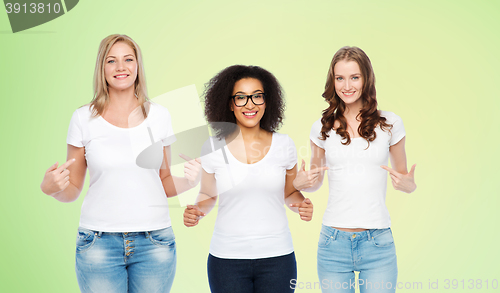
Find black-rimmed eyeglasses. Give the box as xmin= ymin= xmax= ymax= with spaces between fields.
xmin=231 ymin=93 xmax=265 ymax=107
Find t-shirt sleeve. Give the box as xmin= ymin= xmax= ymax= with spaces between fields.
xmin=286 ymin=135 xmax=298 ymax=170
xmin=389 ymin=113 xmax=406 ymax=146
xmin=200 ymin=137 xmax=215 ymax=174
xmin=309 ymin=118 xmax=325 ymax=149
xmin=161 ymin=107 xmax=177 ymax=147
xmin=67 ymin=110 xmax=84 ymax=147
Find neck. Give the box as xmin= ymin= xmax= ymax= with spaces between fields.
xmin=230 ymin=123 xmax=264 ymax=142
xmin=107 ymin=86 xmax=140 ymax=112
xmin=343 ymin=101 xmax=363 ymax=120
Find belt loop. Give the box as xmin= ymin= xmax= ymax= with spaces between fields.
xmin=366 ymin=230 xmax=371 ymax=240
xmin=145 ymin=231 xmax=150 ymax=238
xmin=333 ymin=229 xmax=338 ymax=241
xmin=97 ymin=231 xmax=103 ymax=237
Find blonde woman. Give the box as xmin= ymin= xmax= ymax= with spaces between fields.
xmin=40 ymin=34 xmax=200 ymax=293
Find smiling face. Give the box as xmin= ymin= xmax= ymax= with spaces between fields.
xmin=104 ymin=42 xmax=138 ymax=92
xmin=231 ymin=78 xmax=266 ymax=130
xmin=334 ymin=60 xmax=363 ymax=107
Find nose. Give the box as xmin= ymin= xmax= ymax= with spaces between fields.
xmin=116 ymin=60 xmax=125 ymax=71
xmin=344 ymin=79 xmax=352 ymax=90
xmin=245 ymin=97 xmax=256 ymax=109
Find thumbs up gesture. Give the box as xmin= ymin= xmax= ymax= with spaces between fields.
xmin=183 ymin=205 xmax=206 ymax=227
xmin=40 ymin=159 xmax=75 ymax=196
xmin=293 ymin=159 xmax=329 ymax=191
xmin=380 ymin=164 xmax=417 ymax=193
xmin=289 ymin=198 xmax=314 ymax=221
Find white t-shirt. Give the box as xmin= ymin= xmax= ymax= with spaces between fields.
xmin=66 ymin=102 xmax=176 ymax=232
xmin=201 ymin=132 xmax=297 ymax=259
xmin=310 ymin=111 xmax=406 ymax=229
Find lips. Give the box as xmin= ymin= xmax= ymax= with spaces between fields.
xmin=243 ymin=111 xmax=257 ymax=117
xmin=114 ymin=74 xmax=129 ymax=79
xmin=342 ymin=91 xmax=355 ymax=96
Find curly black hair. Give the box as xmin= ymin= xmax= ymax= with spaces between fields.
xmin=203 ymin=65 xmax=285 ymax=139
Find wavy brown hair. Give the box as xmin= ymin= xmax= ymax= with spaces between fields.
xmin=320 ymin=46 xmax=391 ymax=146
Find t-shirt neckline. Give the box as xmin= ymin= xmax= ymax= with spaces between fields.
xmin=223 ymin=132 xmax=276 ymax=166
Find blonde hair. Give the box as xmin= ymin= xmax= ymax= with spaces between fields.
xmin=90 ymin=34 xmax=148 ymax=117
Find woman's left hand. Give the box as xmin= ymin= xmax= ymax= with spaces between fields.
xmin=179 ymin=154 xmax=202 ymax=187
xmin=381 ymin=164 xmax=417 ymax=193
xmin=290 ymin=198 xmax=314 ymax=221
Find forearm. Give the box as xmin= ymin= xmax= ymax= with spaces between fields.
xmin=195 ymin=193 xmax=217 ymax=217
xmin=50 ymin=183 xmax=81 ymax=203
xmin=285 ymin=190 xmax=305 ymax=213
xmin=161 ymin=175 xmax=195 ymax=197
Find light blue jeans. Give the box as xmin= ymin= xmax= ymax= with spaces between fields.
xmin=75 ymin=226 xmax=176 ymax=293
xmin=317 ymin=225 xmax=398 ymax=293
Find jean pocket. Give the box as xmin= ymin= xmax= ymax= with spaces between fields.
xmin=371 ymin=229 xmax=394 ymax=248
xmin=76 ymin=228 xmax=97 ymax=254
xmin=149 ymin=227 xmax=175 ymax=247
xmin=318 ymin=231 xmax=334 ymax=247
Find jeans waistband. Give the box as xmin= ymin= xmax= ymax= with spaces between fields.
xmin=320 ymin=224 xmax=391 ymax=241
xmin=78 ymin=226 xmax=172 ymax=238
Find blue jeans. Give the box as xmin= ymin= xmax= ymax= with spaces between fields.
xmin=75 ymin=226 xmax=176 ymax=293
xmin=207 ymin=252 xmax=297 ymax=293
xmin=317 ymin=225 xmax=397 ymax=293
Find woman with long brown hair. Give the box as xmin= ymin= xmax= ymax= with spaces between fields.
xmin=40 ymin=34 xmax=200 ymax=293
xmin=294 ymin=46 xmax=417 ymax=292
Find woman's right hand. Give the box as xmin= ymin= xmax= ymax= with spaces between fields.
xmin=293 ymin=159 xmax=328 ymax=191
xmin=183 ymin=205 xmax=206 ymax=227
xmin=40 ymin=159 xmax=75 ymax=196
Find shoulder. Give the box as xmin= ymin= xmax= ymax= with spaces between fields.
xmin=311 ymin=117 xmax=323 ymax=131
xmin=71 ymin=104 xmax=93 ymax=121
xmin=272 ymin=132 xmax=295 ymax=146
xmin=149 ymin=101 xmax=171 ymax=116
xmin=379 ymin=110 xmax=402 ymax=124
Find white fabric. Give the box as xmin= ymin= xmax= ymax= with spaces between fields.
xmin=66 ymin=102 xmax=176 ymax=232
xmin=201 ymin=132 xmax=297 ymax=259
xmin=310 ymin=111 xmax=406 ymax=229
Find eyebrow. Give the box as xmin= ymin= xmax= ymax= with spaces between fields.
xmin=234 ymin=89 xmax=264 ymax=95
xmin=105 ymin=54 xmax=135 ymax=59
xmin=334 ymin=73 xmax=361 ymax=77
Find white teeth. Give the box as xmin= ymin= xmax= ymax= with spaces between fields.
xmin=343 ymin=92 xmax=354 ymax=96
xmin=115 ymin=75 xmax=127 ymax=78
xmin=243 ymin=112 xmax=256 ymax=116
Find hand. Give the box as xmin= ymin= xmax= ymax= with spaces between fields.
xmin=289 ymin=198 xmax=314 ymax=221
xmin=179 ymin=153 xmax=202 ymax=187
xmin=293 ymin=159 xmax=328 ymax=191
xmin=183 ymin=205 xmax=206 ymax=227
xmin=40 ymin=159 xmax=75 ymax=196
xmin=381 ymin=164 xmax=417 ymax=193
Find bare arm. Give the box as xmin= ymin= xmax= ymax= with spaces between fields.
xmin=41 ymin=144 xmax=87 ymax=203
xmin=159 ymin=146 xmax=201 ymax=197
xmin=285 ymin=164 xmax=313 ymax=221
xmin=293 ymin=140 xmax=328 ymax=192
xmin=183 ymin=169 xmax=218 ymax=227
xmin=381 ymin=137 xmax=417 ymax=193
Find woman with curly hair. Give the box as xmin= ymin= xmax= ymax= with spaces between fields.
xmin=294 ymin=47 xmax=417 ymax=293
xmin=183 ymin=65 xmax=313 ymax=293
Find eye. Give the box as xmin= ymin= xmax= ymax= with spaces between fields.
xmin=336 ymin=77 xmax=343 ymax=81
xmin=107 ymin=60 xmax=115 ymax=64
xmin=235 ymin=95 xmax=247 ymax=100
xmin=253 ymin=93 xmax=263 ymax=99
xmin=126 ymin=58 xmax=134 ymax=62
xmin=352 ymin=76 xmax=359 ymax=80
